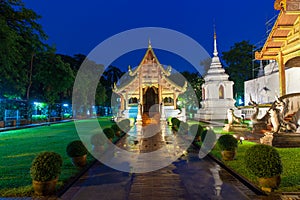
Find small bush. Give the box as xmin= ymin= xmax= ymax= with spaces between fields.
xmin=118 ymin=119 xmax=131 ymax=133
xmin=218 ymin=134 xmax=238 ymax=151
xmin=189 ymin=124 xmax=204 ymax=138
xmin=171 ymin=118 xmax=181 ymax=132
xmin=244 ymin=144 xmax=283 ymax=178
xmin=178 ymin=122 xmax=189 ymax=134
xmin=111 ymin=124 xmax=121 ymax=135
xmin=103 ymin=128 xmax=115 ymax=140
xmin=30 ymin=152 xmax=63 ymax=182
xmin=171 ymin=118 xmax=180 ymax=127
xmin=201 ymin=129 xmax=217 ymax=149
xmin=90 ymin=133 xmax=104 ymax=145
xmin=66 ymin=140 xmax=88 ymax=157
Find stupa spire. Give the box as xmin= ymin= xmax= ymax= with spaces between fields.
xmin=213 ymin=25 xmax=218 ymax=57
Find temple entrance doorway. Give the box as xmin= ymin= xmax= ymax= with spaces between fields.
xmin=143 ymin=86 xmax=159 ymax=113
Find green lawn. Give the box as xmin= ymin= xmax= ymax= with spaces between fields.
xmin=0 ymin=118 xmax=114 ymax=197
xmin=208 ymin=140 xmax=300 ymax=192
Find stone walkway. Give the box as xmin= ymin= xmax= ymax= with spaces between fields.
xmin=60 ymin=122 xmax=276 ymax=200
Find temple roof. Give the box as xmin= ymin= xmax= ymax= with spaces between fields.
xmin=255 ymin=0 xmax=300 ymax=63
xmin=113 ymin=41 xmax=187 ymax=94
xmin=128 ymin=40 xmax=172 ymax=77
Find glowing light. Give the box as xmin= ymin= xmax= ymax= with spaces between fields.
xmin=63 ymin=104 xmax=69 ymax=107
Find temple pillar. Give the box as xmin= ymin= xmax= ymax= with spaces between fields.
xmin=136 ymin=73 xmax=142 ymax=125
xmin=278 ymin=51 xmax=286 ymax=96
xmin=120 ymin=95 xmax=124 ymax=110
xmin=125 ymin=93 xmax=128 ymax=110
xmin=173 ymin=93 xmax=178 ymax=109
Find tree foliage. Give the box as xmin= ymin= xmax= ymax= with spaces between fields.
xmin=0 ymin=0 xmax=48 ymax=97
xmin=222 ymin=40 xmax=258 ymax=99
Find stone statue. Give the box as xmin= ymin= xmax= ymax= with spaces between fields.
xmin=227 ymin=109 xmax=242 ymax=125
xmin=250 ymin=95 xmax=298 ymax=134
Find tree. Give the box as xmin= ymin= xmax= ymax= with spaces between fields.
xmin=30 ymin=50 xmax=75 ymax=118
xmin=102 ymin=65 xmax=124 ymax=107
xmin=180 ymin=71 xmax=204 ymax=106
xmin=0 ymin=0 xmax=47 ymax=98
xmin=222 ymin=40 xmax=258 ymax=101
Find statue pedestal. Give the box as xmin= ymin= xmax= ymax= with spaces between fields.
xmin=272 ymin=133 xmax=300 ymax=148
xmin=223 ymin=124 xmax=249 ymax=132
xmin=252 ymin=122 xmax=268 ymax=133
xmin=260 ymin=132 xmax=300 ymax=147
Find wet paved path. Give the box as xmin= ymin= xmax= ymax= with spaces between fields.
xmin=61 ymin=123 xmax=273 ymax=200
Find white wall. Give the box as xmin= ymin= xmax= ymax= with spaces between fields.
xmin=245 ymin=67 xmax=300 ymax=105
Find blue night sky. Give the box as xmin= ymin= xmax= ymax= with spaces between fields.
xmin=23 ymin=0 xmax=278 ymax=73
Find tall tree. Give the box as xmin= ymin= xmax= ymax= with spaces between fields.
xmin=222 ymin=40 xmax=258 ymax=101
xmin=0 ymin=0 xmax=47 ymax=98
xmin=30 ymin=50 xmax=75 ymax=117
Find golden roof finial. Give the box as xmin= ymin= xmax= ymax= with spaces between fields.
xmin=148 ymin=38 xmax=152 ymax=48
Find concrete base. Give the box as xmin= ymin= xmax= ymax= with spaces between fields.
xmin=272 ymin=133 xmax=300 ymax=148
xmin=223 ymin=124 xmax=249 ymax=132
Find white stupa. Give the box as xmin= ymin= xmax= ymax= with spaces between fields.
xmin=195 ymin=30 xmax=235 ymax=120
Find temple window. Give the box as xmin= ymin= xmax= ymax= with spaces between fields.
xmin=219 ymin=85 xmax=224 ymax=99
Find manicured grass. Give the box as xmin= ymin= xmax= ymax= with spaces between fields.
xmin=0 ymin=118 xmax=114 ymax=197
xmin=206 ymin=140 xmax=300 ymax=192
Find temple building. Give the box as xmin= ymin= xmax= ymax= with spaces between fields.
xmin=245 ymin=0 xmax=300 ymax=105
xmin=113 ymin=41 xmax=187 ymax=124
xmin=195 ymin=31 xmax=235 ymax=120
xmin=254 ymin=0 xmax=300 ymax=98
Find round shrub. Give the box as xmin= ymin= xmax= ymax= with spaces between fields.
xmin=171 ymin=118 xmax=180 ymax=127
xmin=111 ymin=124 xmax=121 ymax=136
xmin=217 ymin=134 xmax=238 ymax=151
xmin=200 ymin=130 xmax=209 ymax=142
xmin=201 ymin=129 xmax=217 ymax=149
xmin=90 ymin=133 xmax=104 ymax=145
xmin=245 ymin=144 xmax=283 ymax=178
xmin=178 ymin=122 xmax=189 ymax=134
xmin=189 ymin=124 xmax=204 ymax=138
xmin=30 ymin=152 xmax=63 ymax=182
xmin=103 ymin=128 xmax=115 ymax=140
xmin=118 ymin=119 xmax=131 ymax=133
xmin=66 ymin=140 xmax=88 ymax=157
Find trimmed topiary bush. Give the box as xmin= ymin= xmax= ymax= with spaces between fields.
xmin=90 ymin=133 xmax=104 ymax=145
xmin=171 ymin=118 xmax=181 ymax=132
xmin=118 ymin=119 xmax=131 ymax=133
xmin=244 ymin=144 xmax=283 ymax=178
xmin=66 ymin=140 xmax=88 ymax=157
xmin=171 ymin=118 xmax=180 ymax=127
xmin=103 ymin=128 xmax=115 ymax=140
xmin=200 ymin=130 xmax=208 ymax=142
xmin=111 ymin=124 xmax=121 ymax=137
xmin=201 ymin=129 xmax=217 ymax=149
xmin=189 ymin=124 xmax=204 ymax=140
xmin=30 ymin=152 xmax=63 ymax=182
xmin=178 ymin=121 xmax=189 ymax=134
xmin=217 ymin=134 xmax=238 ymax=151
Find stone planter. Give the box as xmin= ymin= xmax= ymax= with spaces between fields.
xmin=221 ymin=150 xmax=236 ymax=161
xmin=32 ymin=178 xmax=58 ymax=196
xmin=258 ymin=175 xmax=281 ymax=192
xmin=71 ymin=154 xmax=87 ymax=167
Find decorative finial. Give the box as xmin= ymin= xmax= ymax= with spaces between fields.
xmin=213 ymin=23 xmax=216 ymax=40
xmin=213 ymin=23 xmax=218 ymax=57
xmin=148 ymin=38 xmax=152 ymax=48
